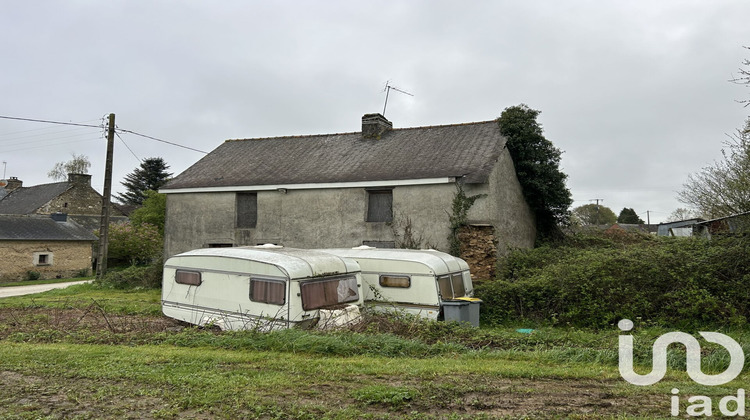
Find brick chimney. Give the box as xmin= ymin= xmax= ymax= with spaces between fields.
xmin=362 ymin=113 xmax=392 ymax=139
xmin=68 ymin=173 xmax=92 ymax=186
xmin=5 ymin=176 xmax=22 ymax=191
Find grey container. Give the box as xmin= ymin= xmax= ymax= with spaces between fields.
xmin=442 ymin=299 xmax=481 ymax=327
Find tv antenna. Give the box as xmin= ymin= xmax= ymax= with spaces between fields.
xmin=382 ymin=81 xmax=413 ymax=117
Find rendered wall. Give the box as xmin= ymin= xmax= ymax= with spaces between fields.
xmin=163 ymin=149 xmax=535 ymax=259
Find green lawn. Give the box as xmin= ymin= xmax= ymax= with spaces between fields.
xmin=0 ymin=284 xmax=744 ymax=419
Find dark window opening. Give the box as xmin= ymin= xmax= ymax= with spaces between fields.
xmin=366 ymin=190 xmax=393 ymax=222
xmin=38 ymin=254 xmax=49 ymax=265
xmin=208 ymin=243 xmax=233 ymax=248
xmin=362 ymin=240 xmax=396 ymax=249
xmin=236 ymin=192 xmax=258 ymax=228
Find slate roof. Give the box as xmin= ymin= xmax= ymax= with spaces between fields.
xmin=163 ymin=120 xmax=506 ymax=190
xmin=0 ymin=215 xmax=98 ymax=241
xmin=0 ymin=182 xmax=72 ymax=214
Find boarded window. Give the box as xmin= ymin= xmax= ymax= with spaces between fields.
xmin=176 ymin=270 xmax=202 ymax=286
xmin=379 ymin=275 xmax=410 ymax=288
xmin=366 ymin=190 xmax=393 ymax=222
xmin=301 ymin=276 xmax=359 ymax=310
xmin=250 ymin=279 xmax=286 ymax=305
xmin=236 ymin=192 xmax=258 ymax=228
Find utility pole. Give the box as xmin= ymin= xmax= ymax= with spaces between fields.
xmin=96 ymin=113 xmax=115 ymax=280
xmin=590 ymin=198 xmax=604 ymax=224
xmin=646 ymin=210 xmax=651 ymax=225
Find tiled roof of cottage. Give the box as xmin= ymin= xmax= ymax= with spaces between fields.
xmin=0 ymin=182 xmax=71 ymax=214
xmin=0 ymin=215 xmax=97 ymax=241
xmin=163 ymin=119 xmax=506 ymax=190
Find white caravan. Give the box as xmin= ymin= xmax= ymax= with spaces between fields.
xmin=162 ymin=246 xmax=363 ymax=330
xmin=319 ymin=247 xmax=477 ymax=322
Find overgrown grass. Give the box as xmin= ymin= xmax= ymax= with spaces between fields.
xmin=3 ymin=283 xmax=750 ymax=418
xmin=476 ymin=232 xmax=750 ymax=329
xmin=0 ymin=282 xmax=162 ymax=316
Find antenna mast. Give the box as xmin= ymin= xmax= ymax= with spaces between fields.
xmin=382 ymin=81 xmax=413 ymax=117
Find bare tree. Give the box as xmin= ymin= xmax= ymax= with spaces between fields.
xmin=677 ymin=120 xmax=750 ymax=219
xmin=730 ymin=46 xmax=750 ymax=107
xmin=47 ymin=153 xmax=91 ymax=181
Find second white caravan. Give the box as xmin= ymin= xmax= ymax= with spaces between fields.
xmin=319 ymin=247 xmax=477 ymax=322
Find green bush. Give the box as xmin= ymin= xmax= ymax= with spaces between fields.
xmin=96 ymin=261 xmax=163 ymax=289
xmin=476 ymin=232 xmax=750 ymax=329
xmin=25 ymin=271 xmax=41 ymax=281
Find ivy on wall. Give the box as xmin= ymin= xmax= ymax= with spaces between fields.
xmin=497 ymin=104 xmax=572 ymax=242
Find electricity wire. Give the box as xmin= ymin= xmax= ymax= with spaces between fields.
xmin=116 ymin=128 xmax=209 ymax=154
xmin=115 ymin=132 xmax=141 ymax=161
xmin=0 ymin=114 xmax=209 ymax=154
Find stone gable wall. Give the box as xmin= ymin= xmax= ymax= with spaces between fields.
xmin=0 ymin=240 xmax=92 ymax=282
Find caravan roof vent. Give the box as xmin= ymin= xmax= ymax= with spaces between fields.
xmin=352 ymin=245 xmax=376 ymax=250
xmin=255 ymin=243 xmax=284 ymax=249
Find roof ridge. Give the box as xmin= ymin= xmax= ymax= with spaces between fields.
xmin=14 ymin=180 xmax=70 ymax=190
xmin=223 ymin=119 xmax=498 ymax=143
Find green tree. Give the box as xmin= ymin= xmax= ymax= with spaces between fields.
xmin=497 ymin=105 xmax=572 ymax=241
xmin=617 ymin=208 xmax=645 ymax=224
xmin=47 ymin=153 xmax=90 ymax=180
xmin=572 ymin=203 xmax=617 ymax=226
xmin=105 ymin=222 xmax=162 ymax=266
xmin=130 ymin=190 xmax=166 ymax=235
xmin=115 ymin=157 xmax=172 ymax=205
xmin=677 ymin=119 xmax=750 ymax=218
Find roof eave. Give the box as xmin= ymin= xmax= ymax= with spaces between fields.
xmin=160 ymin=177 xmax=458 ymax=194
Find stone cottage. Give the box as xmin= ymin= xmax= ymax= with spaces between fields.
xmin=161 ymin=113 xmax=536 ymax=276
xmin=0 ymin=214 xmax=97 ymax=281
xmin=0 ymin=173 xmax=126 ymax=230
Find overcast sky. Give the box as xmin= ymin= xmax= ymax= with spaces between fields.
xmin=1 ymin=1 xmax=748 ymax=223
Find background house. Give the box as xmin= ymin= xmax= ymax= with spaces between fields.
xmin=161 ymin=113 xmax=536 ymax=278
xmin=0 ymin=214 xmax=97 ymax=281
xmin=0 ymin=173 xmax=127 ymax=230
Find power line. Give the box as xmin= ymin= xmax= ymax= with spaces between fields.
xmin=116 ymin=128 xmax=209 ymax=154
xmin=115 ymin=132 xmax=141 ymax=161
xmin=0 ymin=115 xmax=102 ymax=129
xmin=0 ymin=114 xmax=209 ymax=154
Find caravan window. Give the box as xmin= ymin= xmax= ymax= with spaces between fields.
xmin=437 ymin=273 xmax=466 ymax=299
xmin=175 ymin=270 xmax=202 ymax=286
xmin=301 ymin=276 xmax=359 ymax=310
xmin=379 ymin=275 xmax=410 ymax=288
xmin=250 ymin=279 xmax=285 ymax=305
xmin=451 ymin=273 xmax=466 ymax=297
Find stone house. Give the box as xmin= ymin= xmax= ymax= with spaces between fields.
xmin=161 ymin=113 xmax=536 ymax=277
xmin=0 ymin=173 xmax=126 ymax=230
xmin=0 ymin=214 xmax=97 ymax=281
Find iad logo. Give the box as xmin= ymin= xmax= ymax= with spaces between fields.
xmin=618 ymin=319 xmax=744 ymax=386
xmin=617 ymin=319 xmax=746 ymax=417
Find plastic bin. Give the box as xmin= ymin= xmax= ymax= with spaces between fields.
xmin=442 ymin=299 xmax=481 ymax=327
xmin=450 ymin=297 xmax=482 ymax=327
